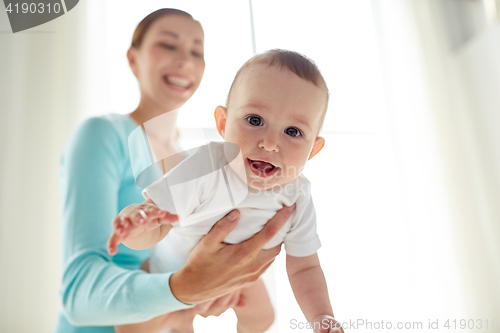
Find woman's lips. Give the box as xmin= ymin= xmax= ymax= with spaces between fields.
xmin=247 ymin=158 xmax=279 ymax=178
xmin=163 ymin=75 xmax=193 ymax=92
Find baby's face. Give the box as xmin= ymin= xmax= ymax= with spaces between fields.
xmin=216 ymin=63 xmax=326 ymax=190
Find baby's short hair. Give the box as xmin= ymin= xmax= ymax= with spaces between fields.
xmin=226 ymin=49 xmax=329 ymax=132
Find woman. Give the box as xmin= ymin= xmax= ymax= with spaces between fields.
xmin=56 ymin=9 xmax=294 ymax=333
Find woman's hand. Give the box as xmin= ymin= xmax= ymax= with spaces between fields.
xmin=194 ymin=289 xmax=244 ymax=317
xmin=170 ymin=204 xmax=296 ymax=305
xmin=115 ymin=290 xmax=246 ymax=333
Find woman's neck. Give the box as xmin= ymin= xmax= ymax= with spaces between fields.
xmin=129 ymin=97 xmax=180 ymax=147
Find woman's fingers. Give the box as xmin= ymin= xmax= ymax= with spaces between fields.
xmin=243 ymin=204 xmax=295 ymax=254
xmin=201 ymin=210 xmax=240 ymax=248
xmin=170 ymin=207 xmax=289 ymax=305
xmin=247 ymin=259 xmax=275 ymax=285
xmin=193 ymin=299 xmax=216 ymax=317
xmin=228 ymin=289 xmax=243 ymax=309
xmin=204 ymin=294 xmax=230 ymax=316
xmin=197 ymin=291 xmax=240 ymax=317
xmin=254 ymin=243 xmax=282 ymax=268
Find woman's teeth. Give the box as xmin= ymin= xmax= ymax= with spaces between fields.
xmin=165 ymin=76 xmax=190 ymax=88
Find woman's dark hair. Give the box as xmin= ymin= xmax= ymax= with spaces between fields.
xmin=131 ymin=8 xmax=195 ymax=49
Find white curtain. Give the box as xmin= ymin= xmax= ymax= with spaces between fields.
xmin=0 ymin=2 xmax=99 ymax=331
xmin=372 ymin=0 xmax=500 ymax=323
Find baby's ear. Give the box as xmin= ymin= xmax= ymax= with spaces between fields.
xmin=308 ymin=136 xmax=325 ymax=160
xmin=214 ymin=106 xmax=227 ymax=138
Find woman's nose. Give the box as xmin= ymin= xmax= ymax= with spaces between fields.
xmin=258 ymin=137 xmax=279 ymax=153
xmin=174 ymin=49 xmax=194 ymax=69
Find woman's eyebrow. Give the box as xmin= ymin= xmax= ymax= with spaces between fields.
xmin=160 ymin=30 xmax=178 ymax=38
xmin=160 ymin=30 xmax=203 ymax=45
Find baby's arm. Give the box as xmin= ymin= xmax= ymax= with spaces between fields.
xmin=107 ymin=195 xmax=179 ymax=255
xmin=287 ymin=253 xmax=343 ymax=332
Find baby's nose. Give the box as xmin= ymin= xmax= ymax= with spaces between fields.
xmin=258 ymin=139 xmax=279 ymax=152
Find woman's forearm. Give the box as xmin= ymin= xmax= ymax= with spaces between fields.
xmin=61 ymin=250 xmax=192 ymax=326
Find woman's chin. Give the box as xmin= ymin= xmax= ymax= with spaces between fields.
xmin=157 ymin=92 xmax=191 ymax=109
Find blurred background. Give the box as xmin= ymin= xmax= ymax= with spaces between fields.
xmin=1 ymin=0 xmax=499 ymax=332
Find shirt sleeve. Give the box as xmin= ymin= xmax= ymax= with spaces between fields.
xmin=59 ymin=117 xmax=192 ymax=326
xmin=284 ymin=179 xmax=321 ymax=257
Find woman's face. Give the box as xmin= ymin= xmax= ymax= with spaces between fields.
xmin=129 ymin=15 xmax=205 ymax=110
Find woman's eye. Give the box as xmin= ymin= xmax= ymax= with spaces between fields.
xmin=191 ymin=51 xmax=203 ymax=58
xmin=160 ymin=43 xmax=175 ymax=50
xmin=246 ymin=116 xmax=263 ymax=126
xmin=285 ymin=127 xmax=302 ymax=137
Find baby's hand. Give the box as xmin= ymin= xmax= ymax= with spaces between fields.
xmin=107 ymin=204 xmax=178 ymax=255
xmin=313 ymin=315 xmax=344 ymax=333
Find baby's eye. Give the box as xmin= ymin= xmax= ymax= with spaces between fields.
xmin=285 ymin=127 xmax=302 ymax=137
xmin=246 ymin=115 xmax=263 ymax=127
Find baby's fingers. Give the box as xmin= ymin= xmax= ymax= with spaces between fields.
xmin=112 ymin=215 xmax=124 ymax=229
xmin=107 ymin=231 xmax=122 ymax=256
xmin=157 ymin=212 xmax=179 ymax=225
xmin=144 ymin=213 xmax=178 ymax=232
xmin=131 ymin=206 xmax=162 ymax=225
xmin=143 ymin=207 xmax=171 ymax=221
xmin=112 ymin=216 xmax=130 ymax=234
xmin=145 ymin=206 xmax=168 ymax=215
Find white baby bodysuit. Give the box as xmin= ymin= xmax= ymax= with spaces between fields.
xmin=143 ymin=142 xmax=321 ymax=273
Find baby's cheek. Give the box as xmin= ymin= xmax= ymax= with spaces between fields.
xmin=226 ymin=124 xmax=246 ymax=144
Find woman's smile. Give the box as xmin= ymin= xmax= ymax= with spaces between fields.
xmin=163 ymin=74 xmax=194 ymax=92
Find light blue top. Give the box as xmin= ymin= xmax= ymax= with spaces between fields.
xmin=55 ymin=113 xmax=192 ymax=333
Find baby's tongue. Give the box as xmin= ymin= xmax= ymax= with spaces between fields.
xmin=252 ymin=160 xmax=274 ymax=171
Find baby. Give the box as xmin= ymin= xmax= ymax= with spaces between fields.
xmin=108 ymin=49 xmax=342 ymax=333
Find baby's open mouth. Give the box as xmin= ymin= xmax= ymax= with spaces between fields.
xmin=247 ymin=158 xmax=279 ymax=178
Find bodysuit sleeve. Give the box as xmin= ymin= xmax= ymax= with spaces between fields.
xmin=59 ymin=117 xmax=192 ymax=327
xmin=142 ymin=151 xmax=205 ymax=221
xmin=284 ymin=178 xmax=322 ymax=257
xmin=143 ymin=142 xmax=238 ymax=227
